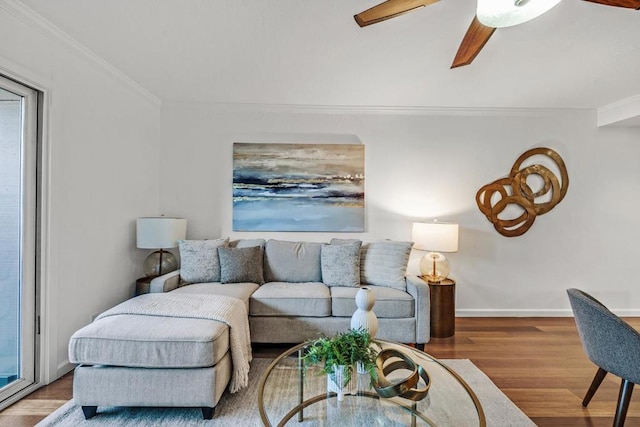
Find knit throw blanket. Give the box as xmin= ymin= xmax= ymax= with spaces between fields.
xmin=96 ymin=293 xmax=252 ymax=393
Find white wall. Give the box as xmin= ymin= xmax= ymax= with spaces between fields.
xmin=0 ymin=6 xmax=161 ymax=381
xmin=160 ymin=104 xmax=640 ymax=316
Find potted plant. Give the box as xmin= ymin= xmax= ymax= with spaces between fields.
xmin=301 ymin=328 xmax=378 ymax=400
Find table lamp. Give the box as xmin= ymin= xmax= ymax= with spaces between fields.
xmin=412 ymin=221 xmax=459 ymax=283
xmin=136 ymin=217 xmax=187 ymax=277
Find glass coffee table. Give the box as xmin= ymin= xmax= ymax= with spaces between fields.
xmin=258 ymin=340 xmax=486 ymax=426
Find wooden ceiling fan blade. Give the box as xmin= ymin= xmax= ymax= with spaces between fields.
xmin=582 ymin=0 xmax=640 ymax=9
xmin=354 ymin=0 xmax=440 ymax=27
xmin=451 ymin=16 xmax=496 ymax=68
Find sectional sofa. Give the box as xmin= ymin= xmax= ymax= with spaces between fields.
xmin=68 ymin=237 xmax=430 ymax=419
xmin=151 ymin=237 xmax=431 ymax=347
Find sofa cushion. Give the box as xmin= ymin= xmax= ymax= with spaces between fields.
xmin=68 ymin=314 xmax=229 ymax=368
xmin=218 ymin=245 xmax=265 ymax=285
xmin=264 ymin=240 xmax=324 ymax=283
xmin=170 ymin=282 xmax=259 ymax=313
xmin=360 ymin=240 xmax=413 ymax=290
xmin=178 ymin=238 xmax=229 ymax=283
xmin=250 ymin=282 xmax=331 ymax=317
xmin=331 ymin=286 xmax=415 ymax=318
xmin=321 ymin=241 xmax=361 ymax=287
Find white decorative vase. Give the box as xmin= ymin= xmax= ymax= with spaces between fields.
xmin=350 ymin=287 xmax=378 ymax=338
xmin=327 ymin=364 xmax=356 ymax=401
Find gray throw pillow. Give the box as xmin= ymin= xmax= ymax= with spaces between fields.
xmin=218 ymin=246 xmax=265 ymax=284
xmin=321 ymin=241 xmax=362 ymax=287
xmin=178 ymin=238 xmax=229 ymax=283
xmin=360 ymin=240 xmax=413 ymax=290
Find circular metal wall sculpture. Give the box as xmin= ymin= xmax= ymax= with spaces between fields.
xmin=476 ymin=147 xmax=569 ymax=237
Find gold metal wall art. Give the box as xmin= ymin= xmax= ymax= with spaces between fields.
xmin=476 ymin=147 xmax=569 ymax=237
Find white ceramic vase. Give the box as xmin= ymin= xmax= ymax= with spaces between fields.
xmin=327 ymin=364 xmax=356 ymax=401
xmin=350 ymin=287 xmax=378 ymax=338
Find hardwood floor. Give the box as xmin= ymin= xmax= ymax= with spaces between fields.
xmin=425 ymin=317 xmax=640 ymax=427
xmin=1 ymin=317 xmax=638 ymax=426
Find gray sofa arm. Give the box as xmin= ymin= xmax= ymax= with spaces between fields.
xmin=406 ymin=275 xmax=430 ymax=344
xmin=150 ymin=270 xmax=181 ymax=293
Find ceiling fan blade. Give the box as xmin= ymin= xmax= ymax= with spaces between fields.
xmin=354 ymin=0 xmax=440 ymax=27
xmin=451 ymin=16 xmax=496 ymax=68
xmin=582 ymin=0 xmax=640 ymax=8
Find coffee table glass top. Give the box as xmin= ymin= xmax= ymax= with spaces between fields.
xmin=258 ymin=340 xmax=486 ymax=426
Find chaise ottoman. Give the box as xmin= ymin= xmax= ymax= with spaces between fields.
xmin=68 ymin=293 xmax=251 ymax=420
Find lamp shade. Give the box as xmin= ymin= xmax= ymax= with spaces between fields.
xmin=412 ymin=222 xmax=459 ymax=252
xmin=136 ymin=217 xmax=187 ymax=249
xmin=477 ymin=0 xmax=562 ymax=28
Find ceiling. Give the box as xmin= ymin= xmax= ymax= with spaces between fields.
xmin=17 ymin=0 xmax=640 ymax=110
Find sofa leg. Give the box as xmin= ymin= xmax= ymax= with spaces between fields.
xmin=81 ymin=406 xmax=98 ymax=419
xmin=415 ymin=343 xmax=425 ymax=352
xmin=201 ymin=406 xmax=214 ymax=419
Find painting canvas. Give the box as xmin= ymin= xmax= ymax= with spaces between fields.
xmin=233 ymin=143 xmax=365 ymax=232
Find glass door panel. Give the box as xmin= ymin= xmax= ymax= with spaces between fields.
xmin=0 ymin=76 xmax=38 ymax=404
xmin=0 ymin=87 xmax=21 ymax=388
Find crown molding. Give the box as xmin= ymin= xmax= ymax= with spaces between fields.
xmin=597 ymin=93 xmax=640 ymax=127
xmin=163 ymin=101 xmax=590 ymax=117
xmin=0 ymin=0 xmax=161 ymax=106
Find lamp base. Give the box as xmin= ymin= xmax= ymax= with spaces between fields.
xmin=143 ymin=249 xmax=178 ymax=278
xmin=419 ymin=252 xmax=450 ymax=283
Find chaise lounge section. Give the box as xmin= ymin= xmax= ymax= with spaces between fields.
xmin=68 ymin=292 xmax=252 ymax=420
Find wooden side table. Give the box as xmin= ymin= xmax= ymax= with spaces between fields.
xmin=427 ymin=278 xmax=456 ymax=338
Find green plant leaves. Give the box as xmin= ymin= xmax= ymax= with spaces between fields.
xmin=301 ymin=328 xmax=379 ymax=387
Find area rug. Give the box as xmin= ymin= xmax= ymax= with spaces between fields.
xmin=37 ymin=359 xmax=535 ymax=426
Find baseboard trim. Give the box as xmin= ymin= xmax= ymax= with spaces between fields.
xmin=456 ymin=309 xmax=573 ymax=317
xmin=56 ymin=360 xmax=75 ymax=380
xmin=457 ymin=308 xmax=640 ymax=317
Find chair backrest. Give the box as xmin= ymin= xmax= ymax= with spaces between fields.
xmin=567 ymin=288 xmax=640 ymax=384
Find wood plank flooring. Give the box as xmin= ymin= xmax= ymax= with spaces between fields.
xmin=424 ymin=317 xmax=640 ymax=426
xmin=1 ymin=317 xmax=639 ymax=426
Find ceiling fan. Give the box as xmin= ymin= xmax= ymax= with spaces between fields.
xmin=354 ymin=0 xmax=640 ymax=68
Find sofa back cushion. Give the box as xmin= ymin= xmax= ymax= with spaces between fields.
xmin=178 ymin=238 xmax=229 ymax=283
xmin=264 ymin=239 xmax=323 ymax=283
xmin=229 ymin=238 xmax=266 ymax=249
xmin=360 ymin=240 xmax=413 ymax=290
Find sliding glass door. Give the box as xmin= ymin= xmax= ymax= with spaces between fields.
xmin=0 ymin=75 xmax=39 ymax=404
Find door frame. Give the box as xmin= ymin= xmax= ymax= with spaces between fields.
xmin=0 ymin=66 xmax=51 ymax=410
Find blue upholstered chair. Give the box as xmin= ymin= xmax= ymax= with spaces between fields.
xmin=567 ymin=288 xmax=640 ymax=427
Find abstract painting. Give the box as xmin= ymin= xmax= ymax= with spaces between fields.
xmin=233 ymin=143 xmax=365 ymax=232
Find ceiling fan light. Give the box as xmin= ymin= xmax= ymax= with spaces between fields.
xmin=477 ymin=0 xmax=562 ymax=28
